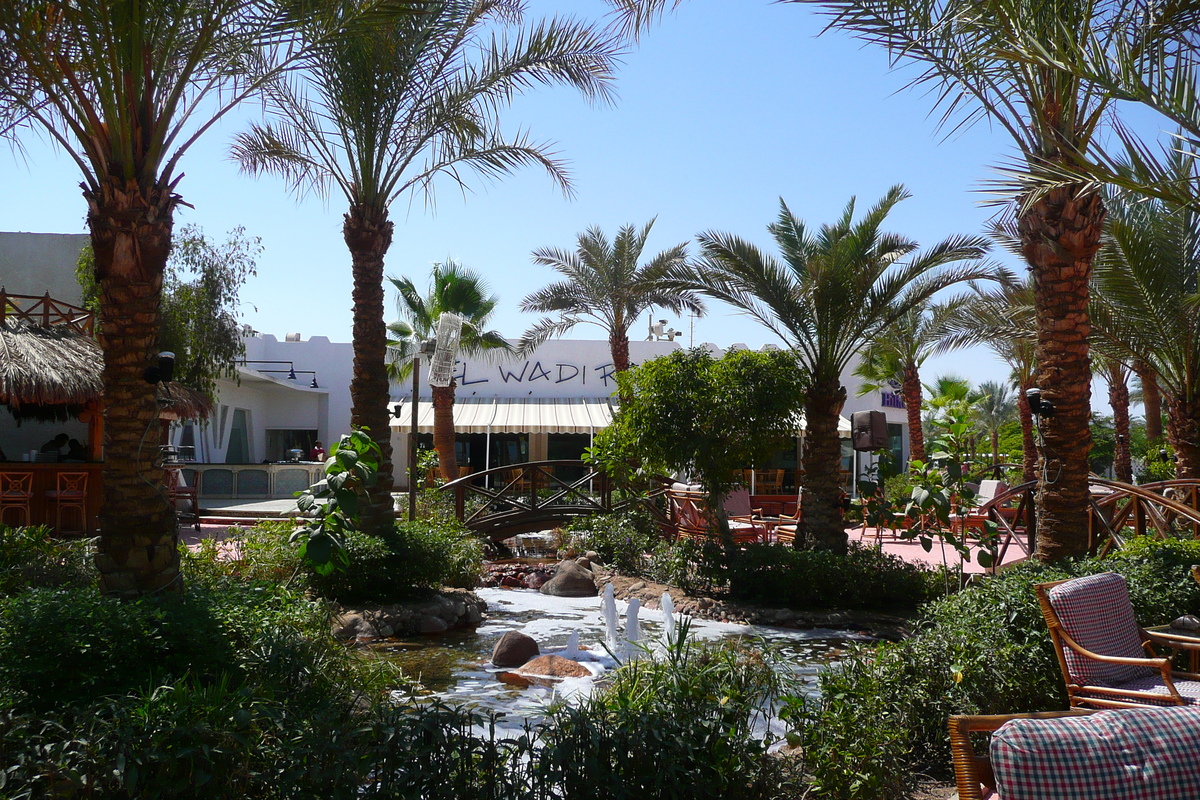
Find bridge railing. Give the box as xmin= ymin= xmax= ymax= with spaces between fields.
xmin=438 ymin=460 xmax=669 ymax=538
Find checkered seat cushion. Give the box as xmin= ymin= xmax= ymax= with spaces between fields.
xmin=992 ymin=707 xmax=1200 ymax=800
xmin=1046 ymin=573 xmax=1158 ymax=687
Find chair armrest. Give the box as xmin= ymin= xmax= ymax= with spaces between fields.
xmin=1058 ymin=629 xmax=1173 ymax=671
xmin=949 ymin=711 xmax=1094 ymax=800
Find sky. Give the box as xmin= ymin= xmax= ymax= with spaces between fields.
xmin=0 ymin=0 xmax=1175 ymax=415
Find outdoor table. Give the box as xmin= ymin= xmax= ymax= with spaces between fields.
xmin=1145 ymin=624 xmax=1200 ymax=672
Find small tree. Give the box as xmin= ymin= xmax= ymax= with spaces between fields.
xmin=594 ymin=348 xmax=806 ymax=549
xmin=76 ymin=225 xmax=259 ymax=402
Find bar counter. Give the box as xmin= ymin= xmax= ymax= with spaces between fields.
xmin=0 ymin=462 xmax=102 ymax=534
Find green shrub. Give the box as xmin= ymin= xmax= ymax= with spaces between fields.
xmin=564 ymin=510 xmax=661 ymax=575
xmin=0 ymin=526 xmax=94 ymax=596
xmin=792 ymin=538 xmax=1200 ymax=797
xmin=185 ymin=518 xmax=484 ymax=603
xmin=727 ymin=542 xmax=939 ymax=610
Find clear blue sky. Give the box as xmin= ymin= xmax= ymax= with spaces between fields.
xmin=0 ymin=0 xmax=1171 ymax=415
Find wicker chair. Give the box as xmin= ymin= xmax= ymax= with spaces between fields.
xmin=46 ymin=471 xmax=88 ymax=534
xmin=948 ymin=710 xmax=1093 ymax=800
xmin=1036 ymin=572 xmax=1200 ymax=708
xmin=667 ymin=485 xmax=766 ymax=544
xmin=0 ymin=472 xmax=34 ymax=527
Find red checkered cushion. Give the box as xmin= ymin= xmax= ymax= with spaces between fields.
xmin=1076 ymin=676 xmax=1200 ymax=706
xmin=1047 ymin=573 xmax=1157 ymax=687
xmin=992 ymin=707 xmax=1200 ymax=800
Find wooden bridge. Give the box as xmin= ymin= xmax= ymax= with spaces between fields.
xmin=974 ymin=477 xmax=1200 ymax=564
xmin=439 ymin=460 xmax=666 ymax=540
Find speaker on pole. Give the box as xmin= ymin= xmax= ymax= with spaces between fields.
xmin=851 ymin=410 xmax=888 ymax=452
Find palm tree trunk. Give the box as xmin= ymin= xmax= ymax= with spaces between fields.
xmin=610 ymin=331 xmax=631 ymax=402
xmin=902 ymin=364 xmax=924 ymax=463
xmin=1108 ymin=368 xmax=1133 ymax=483
xmin=344 ymin=203 xmax=397 ymax=537
xmin=432 ymin=382 xmax=459 ymax=481
xmin=86 ymin=178 xmax=180 ymax=598
xmin=1017 ymin=381 xmax=1038 ymax=483
xmin=991 ymin=428 xmax=1000 ymax=468
xmin=799 ymin=379 xmax=848 ymax=553
xmin=1018 ymin=186 xmax=1104 ymax=562
xmin=1136 ymin=361 xmax=1164 ymax=443
xmin=1166 ymin=393 xmax=1200 ymax=479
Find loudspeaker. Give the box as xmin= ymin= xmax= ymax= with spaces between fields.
xmin=851 ymin=410 xmax=889 ymax=452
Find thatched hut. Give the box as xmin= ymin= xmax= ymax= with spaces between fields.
xmin=0 ymin=319 xmax=212 ymax=456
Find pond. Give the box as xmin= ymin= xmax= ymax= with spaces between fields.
xmin=370 ymin=587 xmax=871 ymax=731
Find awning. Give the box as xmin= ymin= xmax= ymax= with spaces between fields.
xmin=796 ymin=413 xmax=853 ymax=436
xmin=390 ymin=398 xmax=615 ymax=434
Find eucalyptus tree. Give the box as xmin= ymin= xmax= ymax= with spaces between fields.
xmin=853 ymin=296 xmax=971 ymax=463
xmin=663 ymin=187 xmax=997 ymax=552
xmin=386 ymin=263 xmax=510 ymax=482
xmin=974 ymin=380 xmax=1017 ymax=470
xmin=0 ymin=0 xmax=386 ymax=596
xmin=519 ymin=220 xmax=703 ymax=390
xmin=794 ymin=0 xmax=1122 ymax=559
xmin=232 ymin=0 xmax=620 ymax=534
xmin=1090 ymin=152 xmax=1200 ymax=478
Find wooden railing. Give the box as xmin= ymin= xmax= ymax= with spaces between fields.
xmin=439 ymin=459 xmax=669 ymax=539
xmin=0 ymin=289 xmax=94 ymax=336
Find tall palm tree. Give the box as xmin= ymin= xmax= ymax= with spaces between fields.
xmin=387 ymin=263 xmax=510 ymax=482
xmin=797 ymin=0 xmax=1119 ymax=560
xmin=664 ymin=187 xmax=997 ymax=552
xmin=1133 ymin=365 xmax=1165 ymax=444
xmin=1090 ymin=151 xmax=1200 ymax=478
xmin=232 ymin=0 xmax=619 ymax=534
xmin=853 ymin=297 xmax=972 ymax=463
xmin=518 ymin=219 xmax=705 ymax=388
xmin=0 ymin=0 xmax=375 ymax=596
xmin=974 ymin=380 xmax=1016 ymax=470
xmin=1095 ymin=355 xmax=1133 ymax=483
xmin=941 ymin=280 xmax=1040 ymax=483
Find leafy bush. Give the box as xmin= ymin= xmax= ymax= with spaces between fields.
xmin=564 ymin=510 xmax=661 ymax=575
xmin=727 ymin=542 xmax=940 ymax=610
xmin=185 ymin=518 xmax=484 ymax=602
xmin=790 ymin=538 xmax=1200 ymax=797
xmin=0 ymin=526 xmax=94 ymax=597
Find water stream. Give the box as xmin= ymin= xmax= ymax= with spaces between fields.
xmin=370 ymin=587 xmax=870 ymax=729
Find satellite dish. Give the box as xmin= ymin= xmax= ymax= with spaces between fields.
xmin=427 ymin=312 xmax=463 ymax=387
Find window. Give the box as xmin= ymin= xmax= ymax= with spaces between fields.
xmin=225 ymin=409 xmax=251 ymax=464
xmin=266 ymin=429 xmax=318 ymax=462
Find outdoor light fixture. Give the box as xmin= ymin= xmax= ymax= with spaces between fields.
xmin=1026 ymin=387 xmax=1055 ymax=418
xmin=310 ymin=376 xmax=319 ymax=389
xmin=391 ymin=403 xmax=404 ymax=418
xmin=143 ymin=351 xmax=175 ymax=384
xmin=287 ymin=367 xmax=297 ymax=381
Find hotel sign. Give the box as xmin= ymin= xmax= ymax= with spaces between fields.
xmin=880 ymin=379 xmax=904 ymax=409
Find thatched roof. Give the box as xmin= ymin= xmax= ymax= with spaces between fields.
xmin=0 ymin=320 xmax=212 ymax=422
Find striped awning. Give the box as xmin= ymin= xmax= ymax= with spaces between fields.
xmin=389 ymin=397 xmax=615 ymax=434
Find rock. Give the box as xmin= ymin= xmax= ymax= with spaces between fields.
xmin=501 ymin=575 xmax=524 ymax=588
xmin=491 ymin=630 xmax=540 ymax=667
xmin=540 ymin=560 xmax=598 ymax=597
xmin=333 ymin=612 xmax=379 ymax=641
xmin=584 ymin=551 xmax=601 ymax=563
xmin=575 ymin=557 xmax=592 ymax=570
xmin=523 ymin=571 xmax=548 ymax=590
xmin=465 ymin=605 xmax=483 ymax=625
xmin=517 ymin=654 xmax=592 ymax=679
xmin=697 ymin=597 xmax=713 ymax=609
xmin=418 ymin=616 xmax=449 ymax=634
xmin=628 ymin=581 xmax=646 ymax=593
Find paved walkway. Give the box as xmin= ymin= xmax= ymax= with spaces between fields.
xmin=850 ymin=526 xmax=1030 ymax=574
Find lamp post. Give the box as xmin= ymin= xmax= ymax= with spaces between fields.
xmin=409 ymin=340 xmax=437 ymax=521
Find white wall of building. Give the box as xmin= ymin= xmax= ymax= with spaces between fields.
xmin=0 ymin=232 xmax=90 ymax=302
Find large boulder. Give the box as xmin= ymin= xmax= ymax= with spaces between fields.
xmin=539 ymin=560 xmax=598 ymax=597
xmin=491 ymin=630 xmax=539 ymax=667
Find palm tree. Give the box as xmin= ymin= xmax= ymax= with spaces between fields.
xmin=1090 ymin=152 xmax=1200 ymax=478
xmin=853 ymin=297 xmax=971 ymax=463
xmin=518 ymin=219 xmax=705 ymax=387
xmin=232 ymin=0 xmax=619 ymax=534
xmin=387 ymin=263 xmax=510 ymax=482
xmin=796 ymin=0 xmax=1119 ymax=560
xmin=1095 ymin=356 xmax=1133 ymax=483
xmin=924 ymin=374 xmax=983 ymax=461
xmin=664 ymin=187 xmax=997 ymax=552
xmin=974 ymin=380 xmax=1016 ymax=470
xmin=0 ymin=0 xmax=377 ymax=596
xmin=1132 ymin=366 xmax=1164 ymax=444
